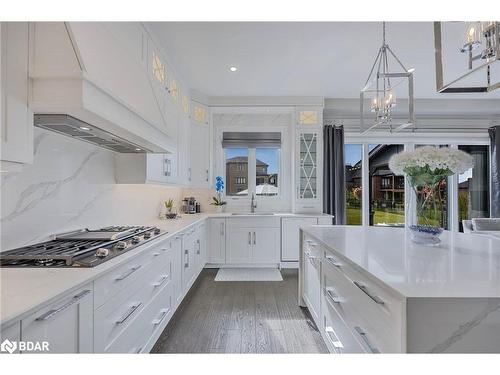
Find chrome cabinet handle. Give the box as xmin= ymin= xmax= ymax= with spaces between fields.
xmin=304 ymin=251 xmax=320 ymax=259
xmin=206 ymin=169 xmax=209 ymax=182
xmin=196 ymin=239 xmax=200 ymax=255
xmin=325 ymin=326 xmax=344 ymax=352
xmin=116 ymin=303 xmax=142 ymax=324
xmin=354 ymin=326 xmax=380 ymax=353
xmin=248 ymin=232 xmax=251 ymax=245
xmin=184 ymin=249 xmax=189 ymax=268
xmin=153 ymin=252 xmax=161 ymax=257
xmin=253 ymin=231 xmax=256 ymax=245
xmin=134 ymin=347 xmax=143 ymax=354
xmin=325 ymin=287 xmax=342 ymax=304
xmin=115 ymin=265 xmax=142 ymax=281
xmin=220 ymin=222 xmax=224 ymax=236
xmin=152 ymin=275 xmax=168 ymax=288
xmin=353 ymin=282 xmax=385 ymax=305
xmin=35 ymin=289 xmax=91 ymax=321
xmin=325 ymin=254 xmax=342 ymax=268
xmin=152 ymin=308 xmax=170 ymax=326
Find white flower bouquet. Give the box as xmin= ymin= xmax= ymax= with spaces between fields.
xmin=389 ymin=146 xmax=474 ymax=244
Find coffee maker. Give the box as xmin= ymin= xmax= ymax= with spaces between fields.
xmin=183 ymin=197 xmax=197 ymax=214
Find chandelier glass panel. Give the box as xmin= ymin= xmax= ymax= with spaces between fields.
xmin=360 ymin=22 xmax=415 ymax=134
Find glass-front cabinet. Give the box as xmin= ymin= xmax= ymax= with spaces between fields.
xmin=294 ymin=106 xmax=323 ymax=213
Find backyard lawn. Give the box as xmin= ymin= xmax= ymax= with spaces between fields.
xmin=346 ymin=207 xmax=405 ymax=226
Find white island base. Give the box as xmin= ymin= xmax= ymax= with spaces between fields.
xmin=299 ymin=226 xmax=500 ymax=353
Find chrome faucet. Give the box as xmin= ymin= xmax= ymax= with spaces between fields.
xmin=251 ymin=193 xmax=257 ymax=213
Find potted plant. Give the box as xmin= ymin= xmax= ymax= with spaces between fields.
xmin=164 ymin=199 xmax=177 ymax=219
xmin=389 ymin=146 xmax=473 ymax=245
xmin=211 ymin=176 xmax=227 ymax=213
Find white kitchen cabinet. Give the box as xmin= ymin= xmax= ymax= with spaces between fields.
xmin=190 ymin=120 xmax=210 ymax=188
xmin=181 ymin=227 xmax=198 ymax=293
xmin=294 ymin=106 xmax=323 ymax=213
xmin=302 ymin=239 xmax=321 ymax=323
xmin=193 ymin=222 xmax=207 ymax=274
xmin=252 ymin=227 xmax=280 ymax=264
xmin=114 ymin=153 xmax=176 ymax=185
xmin=170 ymin=234 xmax=183 ymax=308
xmin=281 ymin=217 xmax=318 ymax=262
xmin=226 ymin=228 xmax=252 ymax=264
xmin=208 ymin=218 xmax=226 ymax=264
xmin=21 ymin=284 xmax=93 ymax=353
xmin=1 ymin=22 xmax=33 ymax=171
xmin=177 ymin=109 xmax=191 ymax=185
xmin=0 ymin=321 xmax=21 ymax=353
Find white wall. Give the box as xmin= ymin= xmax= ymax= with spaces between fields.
xmin=0 ymin=128 xmax=187 ymax=251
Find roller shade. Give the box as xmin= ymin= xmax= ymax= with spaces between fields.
xmin=222 ymin=132 xmax=281 ymax=148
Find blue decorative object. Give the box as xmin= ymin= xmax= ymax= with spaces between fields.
xmin=211 ymin=176 xmax=226 ymax=207
xmin=409 ymin=225 xmax=444 ymax=245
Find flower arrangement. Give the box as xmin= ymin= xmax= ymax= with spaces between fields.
xmin=389 ymin=146 xmax=474 ymax=244
xmin=211 ymin=176 xmax=227 ymax=206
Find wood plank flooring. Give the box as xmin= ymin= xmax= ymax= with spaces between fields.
xmin=151 ymin=269 xmax=328 ymax=354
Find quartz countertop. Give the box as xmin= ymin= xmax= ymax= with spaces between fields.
xmin=302 ymin=225 xmax=500 ymax=298
xmin=1 ymin=212 xmax=331 ymax=326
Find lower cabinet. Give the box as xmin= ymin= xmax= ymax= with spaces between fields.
xmin=281 ymin=217 xmax=318 ymax=262
xmin=208 ymin=218 xmax=226 ymax=264
xmin=302 ymin=240 xmax=321 ymax=323
xmin=21 ymin=284 xmax=94 ymax=353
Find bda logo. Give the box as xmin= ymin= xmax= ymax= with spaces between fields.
xmin=1 ymin=339 xmax=17 ymax=354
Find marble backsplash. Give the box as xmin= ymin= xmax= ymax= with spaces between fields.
xmin=0 ymin=128 xmax=211 ymax=251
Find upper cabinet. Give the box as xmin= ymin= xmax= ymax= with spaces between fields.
xmin=189 ymin=101 xmax=210 ymax=188
xmin=1 ymin=22 xmax=33 ymax=171
xmin=294 ymin=106 xmax=323 ymax=213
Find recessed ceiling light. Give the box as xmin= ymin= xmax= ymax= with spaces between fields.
xmin=79 ymin=126 xmax=90 ymax=131
xmin=135 ymin=148 xmax=141 ymax=151
xmin=230 ymin=66 xmax=238 ymax=72
xmin=408 ymin=68 xmax=416 ymax=73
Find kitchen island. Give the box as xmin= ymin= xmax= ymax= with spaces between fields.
xmin=299 ymin=225 xmax=500 ymax=353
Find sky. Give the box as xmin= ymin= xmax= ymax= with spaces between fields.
xmin=225 ymin=147 xmax=279 ymax=173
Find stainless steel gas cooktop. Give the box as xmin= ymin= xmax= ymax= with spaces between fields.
xmin=0 ymin=226 xmax=165 ymax=268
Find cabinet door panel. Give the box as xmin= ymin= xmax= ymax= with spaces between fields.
xmin=190 ymin=122 xmax=209 ymax=188
xmin=21 ymin=285 xmax=93 ymax=353
xmin=252 ymin=228 xmax=279 ymax=264
xmin=281 ymin=218 xmax=317 ymax=261
xmin=226 ymin=228 xmax=251 ymax=264
xmin=209 ymin=219 xmax=226 ymax=263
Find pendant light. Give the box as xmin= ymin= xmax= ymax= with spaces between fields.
xmin=360 ymin=22 xmax=415 ymax=134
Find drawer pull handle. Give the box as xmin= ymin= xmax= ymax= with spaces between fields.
xmin=184 ymin=249 xmax=189 ymax=268
xmin=152 ymin=275 xmax=169 ymax=288
xmin=115 ymin=265 xmax=142 ymax=281
xmin=325 ymin=255 xmax=342 ymax=268
xmin=135 ymin=347 xmax=143 ymax=354
xmin=354 ymin=326 xmax=380 ymax=354
xmin=325 ymin=326 xmax=344 ymax=351
xmin=116 ymin=303 xmax=142 ymax=324
xmin=325 ymin=287 xmax=342 ymax=304
xmin=35 ymin=289 xmax=91 ymax=321
xmin=353 ymin=282 xmax=385 ymax=305
xmin=220 ymin=222 xmax=224 ymax=236
xmin=153 ymin=252 xmax=161 ymax=257
xmin=304 ymin=251 xmax=320 ymax=259
xmin=196 ymin=239 xmax=201 ymax=255
xmin=152 ymin=308 xmax=170 ymax=326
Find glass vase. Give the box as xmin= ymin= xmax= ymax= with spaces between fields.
xmin=406 ymin=180 xmax=444 ymax=246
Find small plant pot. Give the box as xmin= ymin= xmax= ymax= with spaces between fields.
xmin=215 ymin=205 xmax=225 ymax=213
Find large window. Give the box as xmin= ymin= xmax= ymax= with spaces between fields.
xmin=369 ymin=144 xmax=405 ymax=227
xmin=345 ymin=144 xmax=362 ymax=225
xmin=458 ymin=145 xmax=490 ymax=232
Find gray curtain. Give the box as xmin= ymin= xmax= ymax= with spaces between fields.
xmin=489 ymin=126 xmax=500 ymax=217
xmin=323 ymin=125 xmax=345 ymax=224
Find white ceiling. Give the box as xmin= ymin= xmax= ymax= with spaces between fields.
xmin=146 ymin=22 xmax=500 ymax=99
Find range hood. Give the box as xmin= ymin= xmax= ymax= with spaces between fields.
xmin=34 ymin=114 xmax=151 ymax=153
xmin=29 ymin=22 xmax=175 ymax=154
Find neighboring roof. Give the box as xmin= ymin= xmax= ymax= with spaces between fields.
xmin=226 ymin=156 xmax=268 ymax=166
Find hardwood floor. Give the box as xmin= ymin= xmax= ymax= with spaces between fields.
xmin=151 ymin=269 xmax=328 ymax=353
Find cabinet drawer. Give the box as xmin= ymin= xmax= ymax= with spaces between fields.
xmin=226 ymin=217 xmax=280 ymax=228
xmin=106 ymin=278 xmax=173 ymax=353
xmin=322 ymin=301 xmax=366 ymax=354
xmin=322 ymin=257 xmax=403 ymax=353
xmin=94 ymin=238 xmax=171 ymax=307
xmin=94 ymin=259 xmax=171 ymax=352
